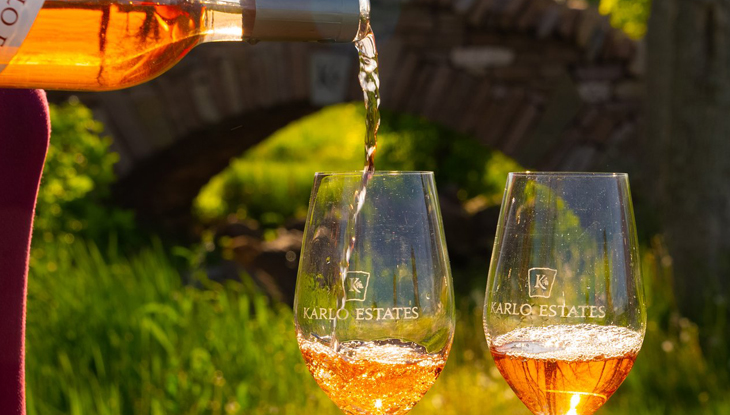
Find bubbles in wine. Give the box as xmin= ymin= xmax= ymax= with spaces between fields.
xmin=490 ymin=324 xmax=644 ymax=361
xmin=489 ymin=324 xmax=644 ymax=415
xmin=298 ymin=335 xmax=446 ymax=415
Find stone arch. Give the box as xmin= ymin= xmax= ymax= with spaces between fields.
xmin=63 ymin=0 xmax=641 ymax=231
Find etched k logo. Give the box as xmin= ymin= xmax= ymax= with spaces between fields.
xmin=535 ymin=274 xmax=549 ymax=290
xmin=528 ymin=268 xmax=557 ymax=298
xmin=348 ymin=277 xmax=364 ymax=294
xmin=344 ymin=271 xmax=370 ymax=302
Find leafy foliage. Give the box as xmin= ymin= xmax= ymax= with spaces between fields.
xmin=599 ymin=0 xmax=652 ymax=39
xmin=34 ymin=100 xmax=137 ymax=255
xmin=194 ymin=103 xmax=520 ymax=228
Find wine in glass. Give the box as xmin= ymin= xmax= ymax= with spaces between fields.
xmin=294 ymin=171 xmax=455 ymax=415
xmin=483 ymin=172 xmax=646 ymax=415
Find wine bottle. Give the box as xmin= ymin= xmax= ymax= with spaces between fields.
xmin=0 ymin=0 xmax=366 ymax=91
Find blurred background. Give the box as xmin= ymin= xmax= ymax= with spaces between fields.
xmin=32 ymin=0 xmax=729 ymax=414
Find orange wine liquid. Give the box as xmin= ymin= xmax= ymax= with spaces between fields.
xmin=0 ymin=1 xmax=211 ymax=90
xmin=489 ymin=324 xmax=643 ymax=415
xmin=298 ymin=335 xmax=446 ymax=415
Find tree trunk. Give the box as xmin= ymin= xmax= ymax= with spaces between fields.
xmin=646 ymin=0 xmax=730 ymax=321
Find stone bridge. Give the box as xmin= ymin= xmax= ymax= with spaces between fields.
xmin=65 ymin=0 xmax=642 ymax=231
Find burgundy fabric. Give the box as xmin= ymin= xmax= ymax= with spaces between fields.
xmin=0 ymin=89 xmax=50 ymax=415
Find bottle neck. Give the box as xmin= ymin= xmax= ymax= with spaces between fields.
xmin=200 ymin=0 xmax=368 ymax=44
xmin=201 ymin=0 xmax=246 ymax=43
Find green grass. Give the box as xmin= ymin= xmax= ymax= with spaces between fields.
xmin=26 ymin=238 xmax=729 ymax=415
xmin=26 ymin=240 xmax=333 ymax=415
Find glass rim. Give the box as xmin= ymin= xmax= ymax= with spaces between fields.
xmin=509 ymin=171 xmax=628 ymax=178
xmin=315 ymin=171 xmax=434 ymax=177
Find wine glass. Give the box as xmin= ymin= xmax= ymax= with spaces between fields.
xmin=483 ymin=172 xmax=646 ymax=415
xmin=294 ymin=171 xmax=455 ymax=415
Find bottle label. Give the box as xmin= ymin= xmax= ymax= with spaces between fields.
xmin=0 ymin=0 xmax=44 ymax=73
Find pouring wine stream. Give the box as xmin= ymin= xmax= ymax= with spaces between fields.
xmin=332 ymin=16 xmax=381 ymax=350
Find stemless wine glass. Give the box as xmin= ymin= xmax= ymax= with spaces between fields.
xmin=483 ymin=172 xmax=646 ymax=415
xmin=294 ymin=171 xmax=455 ymax=415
